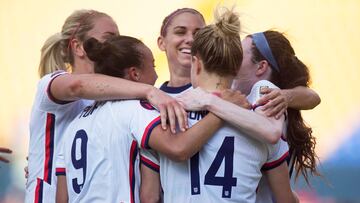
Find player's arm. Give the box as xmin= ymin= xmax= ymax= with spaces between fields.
xmin=148 ymin=113 xmax=222 ymax=161
xmin=264 ymin=162 xmax=298 ymax=203
xmin=177 ymin=88 xmax=283 ymax=144
xmin=50 ymin=73 xmax=187 ymax=132
xmin=140 ymin=164 xmax=161 ymax=203
xmin=56 ymin=175 xmax=68 ymax=203
xmin=256 ymin=86 xmax=321 ymax=118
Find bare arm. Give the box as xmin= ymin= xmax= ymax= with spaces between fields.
xmin=265 ymin=162 xmax=298 ymax=203
xmin=177 ymin=88 xmax=283 ymax=144
xmin=148 ymin=113 xmax=222 ymax=161
xmin=56 ymin=175 xmax=68 ymax=203
xmin=207 ymin=95 xmax=284 ymax=144
xmin=50 ymin=73 xmax=188 ymax=133
xmin=140 ymin=164 xmax=161 ymax=203
xmin=257 ymin=86 xmax=321 ymax=118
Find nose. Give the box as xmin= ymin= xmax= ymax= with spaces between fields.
xmin=185 ymin=32 xmax=194 ymax=45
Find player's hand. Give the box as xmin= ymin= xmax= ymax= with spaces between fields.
xmin=221 ymin=89 xmax=251 ymax=109
xmin=0 ymin=147 xmax=12 ymax=163
xmin=176 ymin=87 xmax=209 ymax=111
xmin=256 ymin=87 xmax=288 ymax=119
xmin=147 ymin=87 xmax=188 ymax=133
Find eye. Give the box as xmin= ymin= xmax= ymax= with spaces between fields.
xmin=173 ymin=27 xmax=187 ymax=35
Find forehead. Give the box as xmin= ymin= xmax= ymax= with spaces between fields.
xmin=242 ymin=37 xmax=253 ymax=54
xmin=167 ymin=12 xmax=205 ymax=30
xmin=87 ymin=16 xmax=119 ymax=41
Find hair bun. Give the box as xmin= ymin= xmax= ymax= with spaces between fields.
xmin=214 ymin=7 xmax=240 ymax=37
xmin=83 ymin=37 xmax=104 ymax=62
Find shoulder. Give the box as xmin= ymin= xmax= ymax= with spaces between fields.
xmin=247 ymin=80 xmax=279 ymax=104
xmin=252 ymin=80 xmax=278 ymax=91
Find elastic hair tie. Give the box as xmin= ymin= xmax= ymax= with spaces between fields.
xmin=251 ymin=32 xmax=280 ymax=72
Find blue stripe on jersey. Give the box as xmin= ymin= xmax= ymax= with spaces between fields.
xmin=141 ymin=117 xmax=161 ymax=149
xmin=44 ymin=113 xmax=55 ymax=184
xmin=47 ymin=73 xmax=73 ymax=104
xmin=35 ymin=178 xmax=43 ymax=203
xmin=159 ymin=81 xmax=192 ymax=94
xmin=141 ymin=156 xmax=160 ymax=173
xmin=55 ymin=168 xmax=66 ymax=176
xmin=129 ymin=141 xmax=138 ymax=203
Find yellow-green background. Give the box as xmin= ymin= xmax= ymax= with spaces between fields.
xmin=1 ymin=0 xmax=359 ymax=202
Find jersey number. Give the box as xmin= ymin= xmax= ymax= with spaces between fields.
xmin=71 ymin=129 xmax=88 ymax=194
xmin=190 ymin=136 xmax=237 ymax=198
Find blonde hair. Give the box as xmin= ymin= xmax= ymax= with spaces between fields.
xmin=191 ymin=7 xmax=242 ymax=77
xmin=38 ymin=9 xmax=110 ymax=77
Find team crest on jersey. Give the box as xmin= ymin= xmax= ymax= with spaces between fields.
xmin=140 ymin=100 xmax=156 ymax=110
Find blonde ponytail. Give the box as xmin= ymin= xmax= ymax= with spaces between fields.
xmin=38 ymin=33 xmax=68 ymax=77
xmin=37 ymin=9 xmax=111 ymax=78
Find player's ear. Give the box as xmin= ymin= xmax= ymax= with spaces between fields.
xmin=127 ymin=67 xmax=140 ymax=82
xmin=157 ymin=36 xmax=166 ymax=51
xmin=192 ymin=55 xmax=202 ymax=75
xmin=71 ymin=38 xmax=86 ymax=58
xmin=255 ymin=60 xmax=270 ymax=77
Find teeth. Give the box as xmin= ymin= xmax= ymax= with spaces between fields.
xmin=180 ymin=48 xmax=191 ymax=54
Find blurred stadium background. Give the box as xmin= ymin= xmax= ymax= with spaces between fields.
xmin=1 ymin=0 xmax=359 ymax=202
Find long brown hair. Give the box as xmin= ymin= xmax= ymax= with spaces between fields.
xmin=250 ymin=30 xmax=319 ymax=184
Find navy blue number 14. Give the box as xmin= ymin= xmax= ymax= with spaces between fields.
xmin=71 ymin=129 xmax=88 ymax=194
xmin=190 ymin=136 xmax=237 ymax=198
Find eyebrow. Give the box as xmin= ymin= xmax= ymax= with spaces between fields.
xmin=103 ymin=31 xmax=118 ymax=36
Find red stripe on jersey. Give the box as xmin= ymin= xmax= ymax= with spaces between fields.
xmin=141 ymin=116 xmax=161 ymax=149
xmin=262 ymin=151 xmax=289 ymax=171
xmin=43 ymin=113 xmax=55 ymax=184
xmin=55 ymin=168 xmax=66 ymax=176
xmin=140 ymin=155 xmax=160 ymax=173
xmin=34 ymin=178 xmax=43 ymax=203
xmin=129 ymin=140 xmax=138 ymax=203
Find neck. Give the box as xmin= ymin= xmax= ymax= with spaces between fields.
xmin=197 ymin=72 xmax=233 ymax=92
xmin=168 ymin=75 xmax=191 ymax=87
xmin=168 ymin=65 xmax=191 ymax=87
xmin=72 ymin=58 xmax=94 ymax=74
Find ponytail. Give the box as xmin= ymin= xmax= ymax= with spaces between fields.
xmin=38 ymin=33 xmax=69 ymax=77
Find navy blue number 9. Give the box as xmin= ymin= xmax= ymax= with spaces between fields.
xmin=71 ymin=129 xmax=88 ymax=194
xmin=191 ymin=136 xmax=237 ymax=198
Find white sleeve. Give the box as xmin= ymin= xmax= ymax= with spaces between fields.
xmin=129 ymin=100 xmax=161 ymax=149
xmin=247 ymin=80 xmax=279 ymax=106
xmin=37 ymin=71 xmax=72 ymax=112
xmin=262 ymin=139 xmax=289 ymax=171
xmin=140 ymin=149 xmax=160 ymax=173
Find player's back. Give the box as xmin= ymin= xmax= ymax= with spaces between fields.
xmin=160 ymin=111 xmax=276 ymax=203
xmin=59 ymin=100 xmax=142 ymax=203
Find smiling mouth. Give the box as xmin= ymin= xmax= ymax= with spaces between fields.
xmin=179 ymin=48 xmax=191 ymax=55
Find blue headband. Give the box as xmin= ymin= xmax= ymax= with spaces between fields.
xmin=251 ymin=32 xmax=280 ymax=72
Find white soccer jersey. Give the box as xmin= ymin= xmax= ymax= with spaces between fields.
xmin=247 ymin=80 xmax=292 ymax=203
xmin=154 ymin=80 xmax=288 ymax=203
xmin=55 ymin=99 xmax=161 ymax=203
xmin=25 ymin=71 xmax=89 ymax=203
